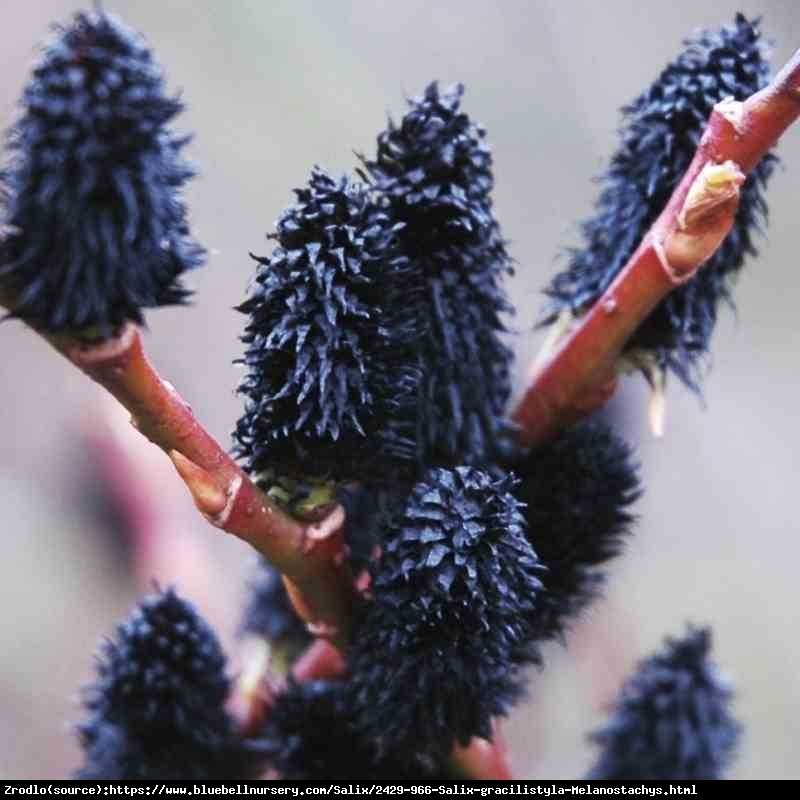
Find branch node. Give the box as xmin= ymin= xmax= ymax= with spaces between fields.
xmin=714 ymin=97 xmax=746 ymax=136
xmin=661 ymin=160 xmax=744 ymax=279
xmin=169 ymin=450 xmax=228 ymax=517
xmin=652 ymin=237 xmax=696 ymax=286
xmin=303 ymin=505 xmax=346 ymax=552
xmin=677 ymin=161 xmax=744 ymax=232
xmin=65 ymin=322 xmax=137 ymax=365
xmin=211 ymin=474 xmax=244 ymax=527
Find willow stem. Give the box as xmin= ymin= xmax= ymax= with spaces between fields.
xmin=0 ymin=308 xmax=355 ymax=648
xmin=512 ymin=48 xmax=800 ymax=448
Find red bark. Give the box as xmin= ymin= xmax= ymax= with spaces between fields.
xmin=513 ymin=50 xmax=800 ymax=448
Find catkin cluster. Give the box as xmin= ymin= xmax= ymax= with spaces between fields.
xmin=0 ymin=8 xmax=764 ymax=781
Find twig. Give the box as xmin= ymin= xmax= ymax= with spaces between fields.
xmin=512 ymin=48 xmax=800 ymax=447
xmin=0 ymin=306 xmax=355 ymax=648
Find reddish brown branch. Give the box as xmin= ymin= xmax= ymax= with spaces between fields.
xmin=513 ymin=48 xmax=800 ymax=448
xmin=0 ymin=312 xmax=355 ymax=648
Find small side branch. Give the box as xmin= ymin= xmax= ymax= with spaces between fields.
xmin=0 ymin=311 xmax=355 ymax=648
xmin=513 ymin=48 xmax=800 ymax=447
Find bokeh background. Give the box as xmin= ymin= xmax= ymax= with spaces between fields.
xmin=1 ymin=0 xmax=798 ymax=780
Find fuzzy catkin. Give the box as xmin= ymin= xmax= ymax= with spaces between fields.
xmin=347 ymin=467 xmax=544 ymax=760
xmin=543 ymin=15 xmax=774 ymax=388
xmin=513 ymin=420 xmax=640 ymax=641
xmin=0 ymin=9 xmax=203 ymax=335
xmin=76 ymin=589 xmax=253 ymax=779
xmin=587 ymin=627 xmax=740 ymax=780
xmin=260 ymin=680 xmax=445 ymax=779
xmin=366 ymin=82 xmax=515 ymax=466
xmin=235 ymin=167 xmax=420 ymax=486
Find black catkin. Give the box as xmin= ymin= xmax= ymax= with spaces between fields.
xmin=335 ymin=483 xmax=403 ymax=573
xmin=76 ymin=588 xmax=253 ymax=779
xmin=587 ymin=626 xmax=741 ymax=780
xmin=347 ymin=467 xmax=544 ymax=760
xmin=0 ymin=9 xmax=203 ymax=335
xmin=512 ymin=420 xmax=640 ymax=641
xmin=235 ymin=167 xmax=420 ymax=487
xmin=366 ymin=82 xmax=515 ymax=466
xmin=543 ymin=15 xmax=775 ymax=388
xmin=260 ymin=680 xmax=445 ymax=779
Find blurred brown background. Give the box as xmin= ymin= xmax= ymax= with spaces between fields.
xmin=1 ymin=0 xmax=798 ymax=780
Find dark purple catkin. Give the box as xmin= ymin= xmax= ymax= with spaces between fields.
xmin=365 ymin=82 xmax=515 ymax=466
xmin=75 ymin=589 xmax=254 ymax=780
xmin=512 ymin=420 xmax=640 ymax=641
xmin=543 ymin=15 xmax=775 ymax=389
xmin=347 ymin=467 xmax=544 ymax=760
xmin=240 ymin=558 xmax=311 ymax=658
xmin=335 ymin=483 xmax=402 ymax=573
xmin=0 ymin=9 xmax=203 ymax=335
xmin=587 ymin=626 xmax=740 ymax=780
xmin=235 ymin=167 xmax=421 ymax=486
xmin=260 ymin=680 xmax=446 ymax=779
